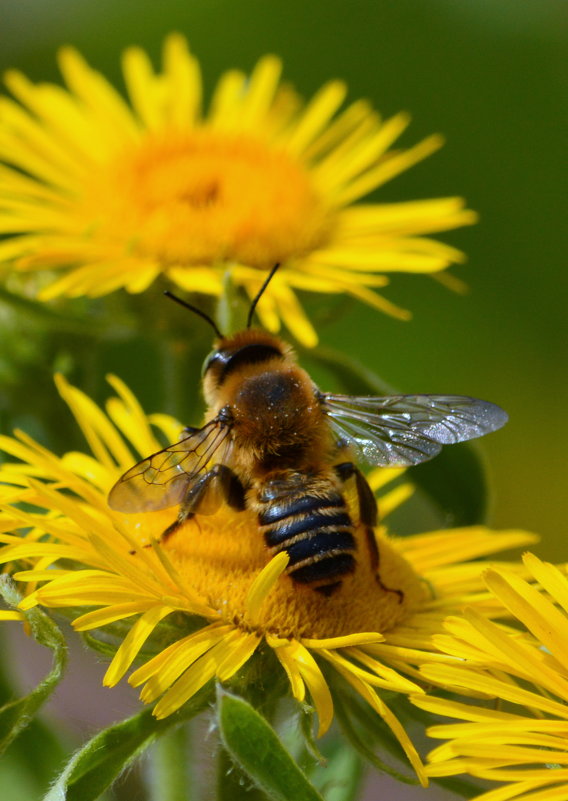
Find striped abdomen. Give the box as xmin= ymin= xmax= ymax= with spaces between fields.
xmin=257 ymin=486 xmax=356 ymax=592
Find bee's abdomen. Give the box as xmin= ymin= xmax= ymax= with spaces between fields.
xmin=258 ymin=492 xmax=356 ymax=587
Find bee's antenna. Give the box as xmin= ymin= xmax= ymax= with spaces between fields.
xmin=247 ymin=263 xmax=281 ymax=329
xmin=164 ymin=291 xmax=224 ymax=338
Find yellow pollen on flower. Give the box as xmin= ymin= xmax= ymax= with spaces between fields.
xmin=81 ymin=132 xmax=334 ymax=268
xmin=118 ymin=503 xmax=427 ymax=641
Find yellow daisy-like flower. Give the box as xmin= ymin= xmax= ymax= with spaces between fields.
xmin=0 ymin=376 xmax=534 ymax=784
xmin=0 ymin=34 xmax=476 ymax=345
xmin=412 ymin=554 xmax=568 ymax=801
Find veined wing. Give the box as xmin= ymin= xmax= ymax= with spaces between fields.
xmin=322 ymin=393 xmax=508 ymax=467
xmin=108 ymin=420 xmax=231 ymax=513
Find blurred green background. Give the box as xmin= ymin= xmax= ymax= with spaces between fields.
xmin=1 ymin=0 xmax=566 ymax=555
xmin=0 ymin=3 xmax=566 ymax=800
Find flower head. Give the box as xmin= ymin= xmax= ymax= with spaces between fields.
xmin=411 ymin=554 xmax=568 ymax=801
xmin=0 ymin=35 xmax=476 ymax=345
xmin=0 ymin=377 xmax=535 ymax=784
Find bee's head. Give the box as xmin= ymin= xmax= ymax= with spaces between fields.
xmin=201 ymin=329 xmax=295 ymax=404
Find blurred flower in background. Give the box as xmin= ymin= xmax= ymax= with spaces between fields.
xmin=0 ymin=34 xmax=476 ymax=345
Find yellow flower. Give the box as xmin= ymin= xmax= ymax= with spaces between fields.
xmin=0 ymin=377 xmax=534 ymax=785
xmin=0 ymin=35 xmax=476 ymax=345
xmin=412 ymin=554 xmax=568 ymax=801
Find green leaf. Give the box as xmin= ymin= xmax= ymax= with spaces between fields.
xmin=307 ymin=344 xmax=489 ymax=527
xmin=217 ymin=687 xmax=325 ymax=801
xmin=0 ymin=577 xmax=67 ymax=756
xmin=410 ymin=441 xmax=489 ymax=527
xmin=43 ymin=683 xmax=213 ymax=801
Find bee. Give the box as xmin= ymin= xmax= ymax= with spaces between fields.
xmin=108 ymin=266 xmax=508 ymax=596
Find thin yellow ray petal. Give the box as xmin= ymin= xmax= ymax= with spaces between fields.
xmin=147 ymin=413 xmax=184 ymax=445
xmin=344 ymin=647 xmax=422 ymax=693
xmin=105 ymin=374 xmax=163 ymax=459
xmin=0 ymin=85 xmax=88 ymax=175
xmin=338 ymin=197 xmax=470 ymax=230
xmin=13 ymin=569 xmax=71 ymax=582
xmin=0 ymin=133 xmax=77 ymax=192
xmin=54 ymin=374 xmax=133 ymax=470
xmin=304 ymin=99 xmax=377 ymax=162
xmin=285 ymin=81 xmax=347 ymax=155
xmin=125 ymin=267 xmax=161 ymax=294
xmin=243 ymin=281 xmax=280 ymax=333
xmin=0 ymin=505 xmax=89 ymax=549
xmin=430 ymin=270 xmax=469 ymax=294
xmin=420 ymin=665 xmax=568 ymax=719
xmin=238 ymin=55 xmax=282 ymax=128
xmin=0 ymin=165 xmax=67 ymax=204
xmin=152 ymin=638 xmax=228 ymax=718
xmin=429 ymin=720 xmax=568 ymax=739
xmin=72 ymin=601 xmax=156 ymax=631
xmin=137 ymin=625 xmax=231 ymax=701
xmin=57 ymin=47 xmax=139 ymax=141
xmin=316 ymin=112 xmax=410 ymax=190
xmin=162 ymin=33 xmax=202 ymax=127
xmin=104 ymin=605 xmax=176 ymax=686
xmin=441 ymin=741 xmax=568 ymax=765
xmin=458 ymin=608 xmax=568 ymax=699
xmin=483 ymin=569 xmax=568 ymax=668
xmin=523 ymin=553 xmax=568 ymax=614
xmin=0 ymin=430 xmax=106 ymax=510
xmin=344 ymin=282 xmax=411 ymax=320
xmin=336 ymin=135 xmax=444 ymax=207
xmin=122 ymin=46 xmax=161 ymax=130
xmin=271 ymin=283 xmax=318 ymax=347
xmin=398 ymin=528 xmax=539 ymax=574
xmin=322 ymin=648 xmax=418 ymax=694
xmin=167 ymin=266 xmax=224 ymax=294
xmin=0 ymin=611 xmax=24 ymax=621
xmin=473 ymin=781 xmax=561 ymax=801
xmin=216 ymin=631 xmax=261 ymax=682
xmin=0 ymin=541 xmax=94 ymax=570
xmin=288 ymin=641 xmax=334 ymax=737
xmin=308 ymin=246 xmax=449 ymax=272
xmin=367 ymin=467 xmax=407 ymax=492
xmin=246 ymin=552 xmax=289 ymax=624
xmin=324 ymin=650 xmax=427 ymax=784
xmin=412 ymin=695 xmax=533 ymax=723
xmin=267 ymin=636 xmax=306 ymax=702
xmin=366 ymin=641 xmax=457 ymax=665
xmin=208 ymin=70 xmax=247 ymax=129
xmin=302 ymin=632 xmax=384 ymax=649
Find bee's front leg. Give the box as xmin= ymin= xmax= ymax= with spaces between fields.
xmin=161 ymin=465 xmax=246 ymax=542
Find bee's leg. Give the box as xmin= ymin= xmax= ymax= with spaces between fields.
xmin=334 ymin=462 xmax=403 ymax=603
xmin=161 ymin=465 xmax=246 ymax=543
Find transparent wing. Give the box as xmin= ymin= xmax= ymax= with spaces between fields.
xmin=322 ymin=393 xmax=508 ymax=467
xmin=108 ymin=420 xmax=232 ymax=513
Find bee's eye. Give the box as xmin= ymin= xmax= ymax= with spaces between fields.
xmin=201 ymin=350 xmax=228 ymax=377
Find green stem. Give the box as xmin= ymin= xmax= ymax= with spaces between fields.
xmin=147 ymin=725 xmax=195 ymax=801
xmin=216 ymin=744 xmax=269 ymax=801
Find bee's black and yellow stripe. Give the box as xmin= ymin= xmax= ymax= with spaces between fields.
xmin=258 ymin=491 xmax=356 ymax=589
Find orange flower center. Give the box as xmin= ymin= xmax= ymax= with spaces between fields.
xmin=121 ymin=501 xmax=426 ymax=640
xmin=82 ymin=131 xmax=334 ymax=267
